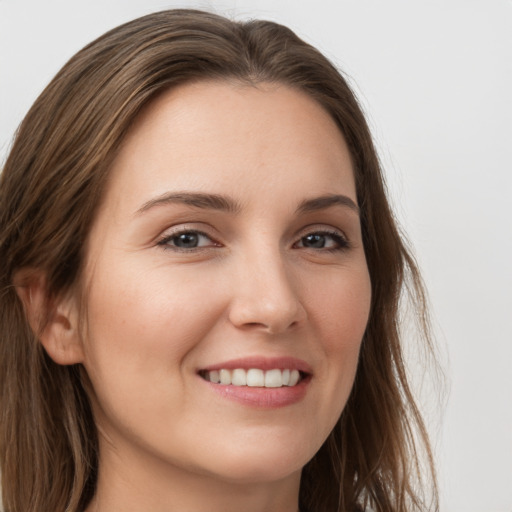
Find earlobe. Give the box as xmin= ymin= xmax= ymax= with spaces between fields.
xmin=14 ymin=269 xmax=85 ymax=365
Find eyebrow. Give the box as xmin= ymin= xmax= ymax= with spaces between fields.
xmin=136 ymin=191 xmax=359 ymax=217
xmin=136 ymin=192 xmax=242 ymax=215
xmin=296 ymin=194 xmax=359 ymax=215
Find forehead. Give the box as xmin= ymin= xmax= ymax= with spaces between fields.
xmin=101 ymin=80 xmax=356 ymax=215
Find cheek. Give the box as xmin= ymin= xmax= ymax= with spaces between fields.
xmin=309 ymin=263 xmax=371 ymax=349
xmin=81 ymin=262 xmax=225 ymax=389
xmin=305 ymin=264 xmax=371 ymax=420
xmin=89 ymin=259 xmax=216 ymax=332
xmin=80 ymin=263 xmax=229 ymax=441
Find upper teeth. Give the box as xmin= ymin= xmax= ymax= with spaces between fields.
xmin=204 ymin=368 xmax=301 ymax=388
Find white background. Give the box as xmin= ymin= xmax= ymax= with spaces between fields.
xmin=1 ymin=1 xmax=511 ymax=511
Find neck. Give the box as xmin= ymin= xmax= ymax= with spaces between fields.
xmin=85 ymin=434 xmax=301 ymax=512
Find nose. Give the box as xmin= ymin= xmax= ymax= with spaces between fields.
xmin=227 ymin=248 xmax=306 ymax=335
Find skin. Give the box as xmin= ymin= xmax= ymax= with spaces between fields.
xmin=57 ymin=81 xmax=372 ymax=511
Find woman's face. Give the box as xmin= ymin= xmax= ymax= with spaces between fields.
xmin=79 ymin=81 xmax=371 ymax=486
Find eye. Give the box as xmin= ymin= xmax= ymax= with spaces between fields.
xmin=157 ymin=230 xmax=218 ymax=250
xmin=295 ymin=231 xmax=349 ymax=251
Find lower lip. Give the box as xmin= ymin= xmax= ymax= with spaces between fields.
xmin=200 ymin=377 xmax=310 ymax=408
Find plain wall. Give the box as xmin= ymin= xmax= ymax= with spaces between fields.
xmin=1 ymin=1 xmax=511 ymax=510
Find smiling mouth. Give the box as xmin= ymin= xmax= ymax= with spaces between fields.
xmin=198 ymin=368 xmax=308 ymax=388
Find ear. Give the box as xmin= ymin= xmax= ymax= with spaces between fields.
xmin=14 ymin=269 xmax=85 ymax=365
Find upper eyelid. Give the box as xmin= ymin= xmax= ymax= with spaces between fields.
xmin=295 ymin=224 xmax=348 ymax=240
xmin=158 ymin=223 xmax=217 ymax=238
xmin=294 ymin=231 xmax=348 ymax=247
xmin=156 ymin=226 xmax=219 ymax=247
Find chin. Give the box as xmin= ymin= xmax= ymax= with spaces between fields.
xmin=196 ymin=438 xmax=312 ymax=484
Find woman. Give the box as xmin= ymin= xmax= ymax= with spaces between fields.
xmin=0 ymin=9 xmax=438 ymax=512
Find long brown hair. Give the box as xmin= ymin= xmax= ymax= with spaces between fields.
xmin=0 ymin=9 xmax=438 ymax=512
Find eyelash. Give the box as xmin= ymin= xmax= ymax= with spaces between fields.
xmin=293 ymin=230 xmax=350 ymax=252
xmin=157 ymin=229 xmax=218 ymax=252
xmin=157 ymin=227 xmax=350 ymax=253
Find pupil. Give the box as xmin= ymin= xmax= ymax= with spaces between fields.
xmin=176 ymin=233 xmax=198 ymax=248
xmin=304 ymin=234 xmax=325 ymax=248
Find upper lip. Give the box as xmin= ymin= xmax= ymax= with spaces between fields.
xmin=199 ymin=356 xmax=313 ymax=375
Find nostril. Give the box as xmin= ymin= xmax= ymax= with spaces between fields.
xmin=227 ymin=286 xmax=306 ymax=334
